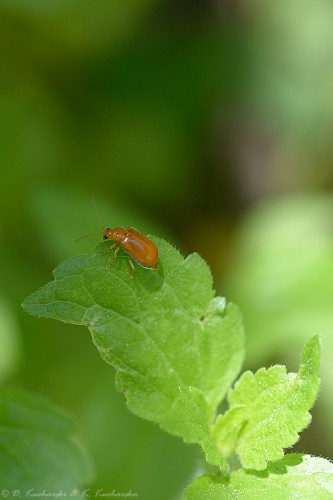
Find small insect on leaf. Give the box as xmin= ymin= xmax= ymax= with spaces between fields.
xmin=102 ymin=226 xmax=159 ymax=278
xmin=76 ymin=198 xmax=159 ymax=278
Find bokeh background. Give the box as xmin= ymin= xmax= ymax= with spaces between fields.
xmin=1 ymin=1 xmax=333 ymax=498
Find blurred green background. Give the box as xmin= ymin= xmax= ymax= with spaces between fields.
xmin=1 ymin=1 xmax=333 ymax=498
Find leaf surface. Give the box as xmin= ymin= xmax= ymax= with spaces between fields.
xmin=213 ymin=335 xmax=320 ymax=470
xmin=22 ymin=238 xmax=245 ymax=469
xmin=184 ymin=455 xmax=333 ymax=500
xmin=0 ymin=387 xmax=91 ymax=489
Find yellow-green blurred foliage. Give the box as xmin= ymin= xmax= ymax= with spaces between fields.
xmin=1 ymin=1 xmax=333 ymax=498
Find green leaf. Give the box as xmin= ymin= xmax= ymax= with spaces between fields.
xmin=184 ymin=455 xmax=333 ymax=500
xmin=184 ymin=473 xmax=232 ymax=499
xmin=213 ymin=335 xmax=320 ymax=470
xmin=22 ymin=238 xmax=245 ymax=468
xmin=160 ymin=385 xmax=227 ymax=471
xmin=0 ymin=387 xmax=92 ymax=489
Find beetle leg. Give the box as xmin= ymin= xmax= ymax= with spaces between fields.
xmin=106 ymin=244 xmax=121 ymax=269
xmin=101 ymin=242 xmax=118 ymax=255
xmin=128 ymin=257 xmax=135 ymax=280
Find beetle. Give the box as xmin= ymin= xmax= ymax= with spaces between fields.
xmin=101 ymin=226 xmax=159 ymax=277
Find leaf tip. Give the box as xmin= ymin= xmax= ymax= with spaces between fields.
xmin=21 ymin=295 xmax=34 ymax=315
xmin=300 ymin=334 xmax=321 ymax=378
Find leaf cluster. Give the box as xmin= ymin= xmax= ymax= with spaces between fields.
xmin=21 ymin=237 xmax=333 ymax=497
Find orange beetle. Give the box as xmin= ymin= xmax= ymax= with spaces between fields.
xmin=102 ymin=226 xmax=159 ymax=276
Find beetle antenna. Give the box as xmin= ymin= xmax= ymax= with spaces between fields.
xmin=75 ymin=197 xmax=107 ymax=243
xmin=75 ymin=231 xmax=101 ymax=243
xmin=92 ymin=195 xmax=105 ymax=229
